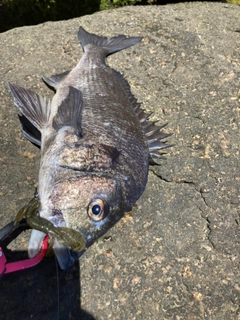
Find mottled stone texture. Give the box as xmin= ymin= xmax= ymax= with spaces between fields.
xmin=0 ymin=2 xmax=239 ymax=320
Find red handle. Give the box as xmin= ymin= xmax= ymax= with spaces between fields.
xmin=0 ymin=235 xmax=49 ymax=275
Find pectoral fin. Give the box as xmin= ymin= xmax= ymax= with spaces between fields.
xmin=52 ymin=86 xmax=83 ymax=134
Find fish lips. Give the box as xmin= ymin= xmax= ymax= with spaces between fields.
xmin=53 ymin=238 xmax=84 ymax=270
xmin=28 ymin=229 xmax=86 ymax=270
xmin=28 ymin=212 xmax=86 ymax=270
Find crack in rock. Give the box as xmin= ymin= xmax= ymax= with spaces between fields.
xmin=198 ymin=188 xmax=214 ymax=210
xmin=195 ymin=203 xmax=215 ymax=249
xmin=150 ymin=168 xmax=216 ymax=249
xmin=149 ymin=168 xmax=172 ymax=183
xmin=149 ymin=168 xmax=195 ymax=185
xmin=205 ymin=216 xmax=215 ymax=249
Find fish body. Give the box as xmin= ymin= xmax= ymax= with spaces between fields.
xmin=8 ymin=27 xmax=170 ymax=269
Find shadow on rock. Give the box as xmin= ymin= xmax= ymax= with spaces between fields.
xmin=1 ymin=250 xmax=95 ymax=320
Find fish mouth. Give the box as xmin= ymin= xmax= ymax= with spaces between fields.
xmin=29 ymin=229 xmax=86 ymax=270
xmin=28 ymin=211 xmax=86 ymax=270
xmin=28 ymin=230 xmax=76 ymax=270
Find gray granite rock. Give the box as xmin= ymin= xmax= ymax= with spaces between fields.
xmin=0 ymin=2 xmax=239 ymax=320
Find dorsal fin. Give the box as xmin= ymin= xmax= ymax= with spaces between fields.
xmin=8 ymin=82 xmax=50 ymax=131
xmin=109 ymin=70 xmax=172 ymax=160
xmin=133 ymin=106 xmax=172 ymax=160
xmin=109 ymin=69 xmax=172 ymax=160
xmin=42 ymin=70 xmax=70 ymax=90
xmin=78 ymin=26 xmax=142 ymax=56
xmin=52 ymin=86 xmax=83 ymax=134
xmin=112 ymin=69 xmax=138 ymax=105
xmin=143 ymin=117 xmax=173 ymax=160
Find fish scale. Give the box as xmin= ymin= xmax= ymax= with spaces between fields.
xmin=8 ymin=27 xmax=171 ymax=270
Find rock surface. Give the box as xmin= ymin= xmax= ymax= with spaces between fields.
xmin=0 ymin=2 xmax=239 ymax=320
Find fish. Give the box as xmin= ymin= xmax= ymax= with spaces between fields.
xmin=8 ymin=27 xmax=171 ymax=270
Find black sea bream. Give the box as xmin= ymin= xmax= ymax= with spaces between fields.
xmin=8 ymin=27 xmax=171 ymax=269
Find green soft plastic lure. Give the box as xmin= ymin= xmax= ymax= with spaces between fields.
xmin=15 ymin=198 xmax=86 ymax=252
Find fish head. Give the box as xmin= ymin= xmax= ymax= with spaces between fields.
xmin=46 ymin=173 xmax=123 ymax=269
xmin=50 ymin=173 xmax=122 ymax=248
xmin=29 ymin=171 xmax=124 ymax=270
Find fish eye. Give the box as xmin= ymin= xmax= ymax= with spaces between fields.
xmin=87 ymin=198 xmax=109 ymax=221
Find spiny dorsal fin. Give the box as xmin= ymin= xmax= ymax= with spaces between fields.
xmin=110 ymin=69 xmax=172 ymax=160
xmin=78 ymin=26 xmax=142 ymax=56
xmin=8 ymin=82 xmax=49 ymax=131
xmin=112 ymin=69 xmax=138 ymax=105
xmin=52 ymin=86 xmax=83 ymax=133
xmin=133 ymin=105 xmax=172 ymax=160
xmin=144 ymin=120 xmax=172 ymax=160
xmin=42 ymin=70 xmax=70 ymax=90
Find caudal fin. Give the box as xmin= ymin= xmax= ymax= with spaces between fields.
xmin=78 ymin=26 xmax=142 ymax=56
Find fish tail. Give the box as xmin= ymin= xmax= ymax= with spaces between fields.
xmin=78 ymin=26 xmax=142 ymax=56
